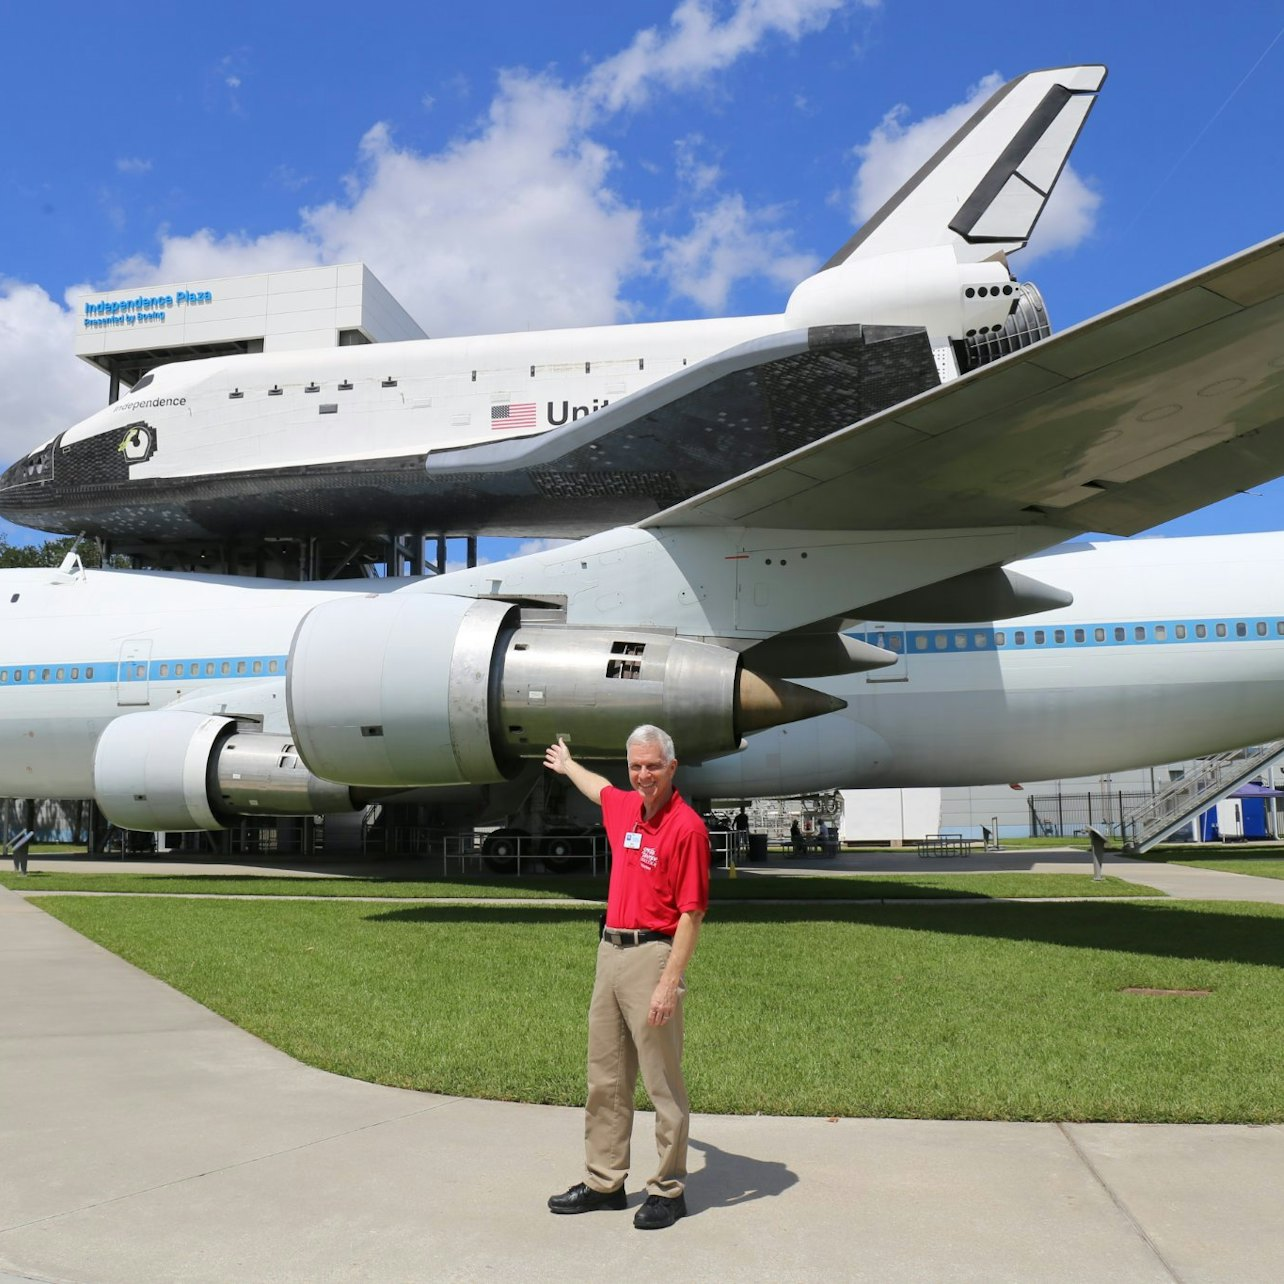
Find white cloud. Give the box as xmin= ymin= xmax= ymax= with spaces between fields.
xmin=658 ymin=194 xmax=817 ymax=311
xmin=674 ymin=135 xmax=722 ymax=195
xmin=101 ymin=2 xmax=864 ymax=336
xmin=514 ymin=537 xmax=572 ymax=557
xmin=115 ymin=157 xmax=153 ymax=175
xmin=585 ymin=0 xmax=864 ymax=114
xmin=850 ymin=71 xmax=1100 ymax=264
xmin=0 ymin=282 xmax=103 ymax=460
xmin=108 ymin=228 xmax=323 ymax=292
xmin=300 ymin=94 xmax=645 ymax=334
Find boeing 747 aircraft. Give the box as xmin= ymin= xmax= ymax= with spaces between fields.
xmin=0 ymin=66 xmax=1105 ymax=546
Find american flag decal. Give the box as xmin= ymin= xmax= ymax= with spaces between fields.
xmin=491 ymin=402 xmax=538 ymax=429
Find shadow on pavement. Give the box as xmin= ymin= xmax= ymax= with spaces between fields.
xmin=687 ymin=1136 xmax=798 ymax=1215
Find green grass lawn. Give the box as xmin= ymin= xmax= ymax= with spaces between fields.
xmin=0 ymin=870 xmax=1160 ymax=900
xmin=1140 ymin=847 xmax=1284 ymax=881
xmin=32 ymin=895 xmax=1284 ymax=1122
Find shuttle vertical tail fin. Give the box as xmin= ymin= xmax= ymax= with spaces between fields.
xmin=826 ymin=64 xmax=1106 ymax=269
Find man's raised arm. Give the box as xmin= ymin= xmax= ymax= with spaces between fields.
xmin=544 ymin=737 xmax=612 ymax=806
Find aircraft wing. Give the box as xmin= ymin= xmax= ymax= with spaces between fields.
xmin=642 ymin=235 xmax=1284 ymax=538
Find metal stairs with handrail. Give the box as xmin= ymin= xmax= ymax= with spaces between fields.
xmin=1122 ymin=740 xmax=1284 ymax=853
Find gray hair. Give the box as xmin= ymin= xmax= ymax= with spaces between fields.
xmin=626 ymin=724 xmax=675 ymax=763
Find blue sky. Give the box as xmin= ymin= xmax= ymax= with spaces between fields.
xmin=1 ymin=0 xmax=1281 ymax=551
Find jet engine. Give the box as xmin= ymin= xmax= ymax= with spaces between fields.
xmin=90 ymin=593 xmax=844 ymax=830
xmin=93 ymin=710 xmax=358 ymax=832
xmin=286 ymin=592 xmax=843 ymax=789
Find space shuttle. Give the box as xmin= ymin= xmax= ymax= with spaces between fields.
xmin=0 ymin=66 xmax=1107 ymax=545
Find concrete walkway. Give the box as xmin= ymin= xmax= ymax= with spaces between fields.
xmin=4 ymin=862 xmax=1284 ymax=1282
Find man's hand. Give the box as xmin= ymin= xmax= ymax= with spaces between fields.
xmin=545 ymin=738 xmax=611 ymax=805
xmin=544 ymin=737 xmax=572 ymax=775
xmin=648 ymin=976 xmax=681 ymax=1027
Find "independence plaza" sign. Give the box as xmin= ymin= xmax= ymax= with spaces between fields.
xmin=83 ymin=288 xmax=215 ymax=329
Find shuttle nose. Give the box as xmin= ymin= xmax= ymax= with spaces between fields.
xmin=0 ymin=435 xmax=75 ymax=532
xmin=0 ymin=440 xmax=54 ymax=498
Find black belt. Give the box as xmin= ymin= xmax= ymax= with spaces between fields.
xmin=602 ymin=928 xmax=673 ymax=947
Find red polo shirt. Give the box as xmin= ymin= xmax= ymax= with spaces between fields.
xmin=600 ymin=785 xmax=710 ymax=935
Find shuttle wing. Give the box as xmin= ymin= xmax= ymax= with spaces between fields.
xmin=642 ymin=234 xmax=1284 ymax=538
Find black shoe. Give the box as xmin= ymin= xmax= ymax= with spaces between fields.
xmin=548 ymin=1182 xmax=627 ymax=1215
xmin=633 ymin=1192 xmax=687 ymax=1229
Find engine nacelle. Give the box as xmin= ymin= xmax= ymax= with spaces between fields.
xmin=93 ymin=709 xmax=357 ymax=831
xmin=285 ymin=592 xmax=840 ymax=790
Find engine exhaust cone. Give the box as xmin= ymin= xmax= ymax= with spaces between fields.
xmin=735 ymin=669 xmax=847 ymax=736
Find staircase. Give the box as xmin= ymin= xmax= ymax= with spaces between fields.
xmin=1122 ymin=740 xmax=1284 ymax=853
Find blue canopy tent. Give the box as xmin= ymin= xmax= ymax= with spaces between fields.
xmin=1198 ymin=782 xmax=1284 ymax=841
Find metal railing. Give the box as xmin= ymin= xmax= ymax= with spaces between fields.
xmin=1122 ymin=741 xmax=1284 ymax=852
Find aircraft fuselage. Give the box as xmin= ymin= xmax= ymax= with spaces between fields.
xmin=2 ymin=533 xmax=1280 ymax=812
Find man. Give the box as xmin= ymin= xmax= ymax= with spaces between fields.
xmin=545 ymin=725 xmax=709 ymax=1231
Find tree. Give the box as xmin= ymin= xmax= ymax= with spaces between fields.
xmin=0 ymin=535 xmax=129 ymax=569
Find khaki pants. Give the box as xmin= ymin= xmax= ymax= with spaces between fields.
xmin=584 ymin=937 xmax=688 ymax=1198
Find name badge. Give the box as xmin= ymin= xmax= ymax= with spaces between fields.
xmin=624 ymin=831 xmax=642 ymax=849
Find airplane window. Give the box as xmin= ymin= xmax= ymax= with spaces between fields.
xmin=56 ymin=668 xmax=64 ymax=681
xmin=1154 ymin=625 xmax=1167 ymax=641
xmin=1277 ymin=622 xmax=1284 ymax=636
xmin=159 ymin=664 xmax=169 ymax=678
xmin=0 ymin=671 xmax=7 ymax=682
xmin=236 ymin=661 xmax=247 ymax=674
xmin=1195 ymin=624 xmax=1207 ymax=639
xmin=1236 ymin=622 xmax=1247 ymax=637
xmin=269 ymin=660 xmax=279 ymax=674
xmin=205 ymin=662 xmax=214 ymax=676
xmin=1134 ymin=626 xmax=1146 ymax=641
xmin=994 ymin=631 xmax=1006 ymax=646
xmin=220 ymin=661 xmax=231 ymax=675
xmin=175 ymin=663 xmax=184 ymax=677
xmin=71 ymin=667 xmax=79 ymax=679
xmin=26 ymin=670 xmax=35 ymax=682
xmin=1034 ymin=630 xmax=1045 ymax=645
xmin=954 ymin=634 xmax=967 ymax=649
xmin=1114 ymin=627 xmax=1125 ymax=642
xmin=135 ymin=664 xmax=145 ymax=679
xmin=1215 ymin=623 xmax=1227 ymax=638
xmin=935 ymin=634 xmax=947 ymax=650
xmin=1258 ymin=622 xmax=1268 ymax=637
xmin=1074 ymin=629 xmax=1085 ymax=643
xmin=1054 ymin=629 xmax=1065 ymax=644
xmin=41 ymin=669 xmax=49 ymax=681
xmin=1174 ymin=625 xmax=1186 ymax=640
xmin=974 ymin=633 xmax=987 ymax=648
xmin=915 ymin=636 xmax=928 ymax=651
xmin=1014 ymin=631 xmax=1025 ymax=645
xmin=13 ymin=670 xmax=21 ymax=682
xmin=86 ymin=667 xmax=93 ymax=679
xmin=253 ymin=660 xmax=262 ymax=674
xmin=1095 ymin=628 xmax=1105 ymax=642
